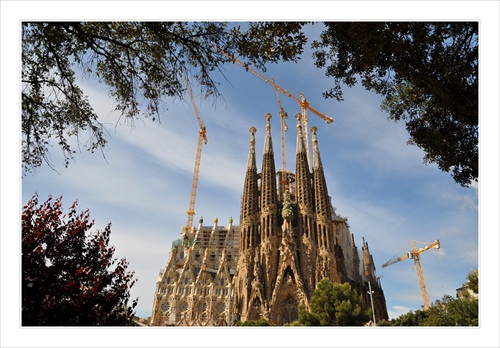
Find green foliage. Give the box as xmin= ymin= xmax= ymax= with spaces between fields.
xmin=422 ymin=295 xmax=478 ymax=326
xmin=467 ymin=269 xmax=478 ymax=294
xmin=21 ymin=22 xmax=306 ymax=173
xmin=387 ymin=297 xmax=478 ymax=327
xmin=22 ymin=193 xmax=138 ymax=326
xmin=312 ymin=22 xmax=478 ymax=187
xmin=296 ymin=279 xmax=370 ymax=326
xmin=389 ymin=309 xmax=428 ymax=326
xmin=234 ymin=319 xmax=272 ymax=326
xmin=372 ymin=270 xmax=479 ymax=327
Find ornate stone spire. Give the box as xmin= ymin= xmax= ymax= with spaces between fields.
xmin=362 ymin=237 xmax=376 ymax=284
xmin=240 ymin=126 xmax=260 ymax=250
xmin=295 ymin=113 xmax=314 ymax=220
xmin=259 ymin=112 xmax=278 ymax=243
xmin=311 ymin=126 xmax=332 ymax=221
xmin=295 ymin=113 xmax=305 ymax=155
xmin=247 ymin=126 xmax=257 ymax=170
xmin=311 ymin=126 xmax=322 ymax=170
xmin=263 ymin=112 xmax=273 ymax=154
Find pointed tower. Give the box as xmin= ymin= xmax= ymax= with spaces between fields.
xmin=259 ymin=113 xmax=280 ymax=303
xmin=361 ymin=236 xmax=389 ymax=322
xmin=311 ymin=126 xmax=333 ymax=250
xmin=311 ymin=126 xmax=347 ymax=285
xmin=240 ymin=126 xmax=260 ymax=251
xmin=293 ymin=113 xmax=318 ymax=295
xmin=294 ymin=113 xmax=315 ymax=240
xmin=362 ymin=237 xmax=377 ymax=284
xmin=260 ymin=113 xmax=278 ymax=241
xmin=234 ymin=126 xmax=261 ymax=322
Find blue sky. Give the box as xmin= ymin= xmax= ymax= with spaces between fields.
xmin=2 ymin=1 xmax=500 ymax=348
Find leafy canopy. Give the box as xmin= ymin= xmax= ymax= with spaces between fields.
xmin=466 ymin=269 xmax=478 ymax=294
xmin=312 ymin=22 xmax=478 ymax=187
xmin=381 ymin=270 xmax=479 ymax=326
xmin=22 ymin=193 xmax=138 ymax=326
xmin=234 ymin=319 xmax=272 ymax=326
xmin=385 ymin=294 xmax=478 ymax=327
xmin=21 ymin=22 xmax=306 ymax=173
xmin=295 ymin=279 xmax=370 ymax=326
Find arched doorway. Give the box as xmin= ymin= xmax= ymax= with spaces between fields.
xmin=281 ymin=296 xmax=298 ymax=324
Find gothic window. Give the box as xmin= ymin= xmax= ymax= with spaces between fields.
xmin=184 ymin=277 xmax=189 ymax=285
xmin=160 ymin=301 xmax=170 ymax=313
xmin=282 ymin=297 xmax=298 ymax=325
xmin=215 ymin=302 xmax=225 ymax=320
xmin=194 ymin=301 xmax=202 ymax=317
xmin=179 ymin=301 xmax=188 ymax=314
xmin=166 ymin=277 xmax=171 ymax=284
xmin=220 ymin=278 xmax=225 ymax=286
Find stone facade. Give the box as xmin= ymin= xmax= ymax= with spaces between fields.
xmin=151 ymin=112 xmax=388 ymax=326
xmin=150 ymin=218 xmax=239 ymax=326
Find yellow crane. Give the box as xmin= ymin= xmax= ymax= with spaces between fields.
xmin=382 ymin=239 xmax=441 ymax=310
xmin=271 ymin=76 xmax=294 ymax=199
xmin=228 ymin=55 xmax=334 ymax=124
xmin=184 ymin=78 xmax=208 ymax=234
xmin=272 ymin=76 xmax=288 ymax=172
xmin=227 ymin=54 xmax=334 ymax=168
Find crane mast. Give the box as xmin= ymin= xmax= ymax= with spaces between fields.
xmin=272 ymin=76 xmax=292 ymax=199
xmin=184 ymin=78 xmax=208 ymax=234
xmin=382 ymin=239 xmax=440 ymax=310
xmin=272 ymin=76 xmax=288 ymax=172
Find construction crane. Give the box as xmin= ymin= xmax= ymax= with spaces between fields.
xmin=382 ymin=239 xmax=441 ymax=310
xmin=228 ymin=55 xmax=334 ymax=125
xmin=226 ymin=54 xmax=334 ymax=167
xmin=272 ymin=76 xmax=288 ymax=172
xmin=184 ymin=78 xmax=208 ymax=234
xmin=271 ymin=76 xmax=293 ymax=200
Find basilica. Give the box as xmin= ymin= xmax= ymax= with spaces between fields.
xmin=151 ymin=112 xmax=388 ymax=326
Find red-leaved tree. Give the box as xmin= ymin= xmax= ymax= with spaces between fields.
xmin=22 ymin=193 xmax=138 ymax=326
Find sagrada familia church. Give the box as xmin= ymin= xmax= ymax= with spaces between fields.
xmin=151 ymin=112 xmax=388 ymax=326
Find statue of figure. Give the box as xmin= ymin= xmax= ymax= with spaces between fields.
xmin=281 ymin=189 xmax=294 ymax=233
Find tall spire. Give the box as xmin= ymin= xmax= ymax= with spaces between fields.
xmin=311 ymin=126 xmax=323 ymax=170
xmin=311 ymin=126 xmax=332 ymax=217
xmin=240 ymin=126 xmax=260 ymax=250
xmin=295 ymin=113 xmax=306 ymax=155
xmin=295 ymin=113 xmax=315 ymax=240
xmin=263 ymin=112 xmax=274 ymax=154
xmin=246 ymin=126 xmax=257 ymax=170
xmin=260 ymin=112 xmax=278 ymax=240
xmin=311 ymin=126 xmax=333 ymax=250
